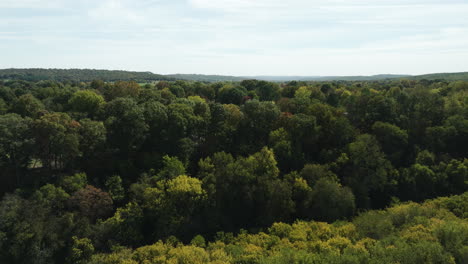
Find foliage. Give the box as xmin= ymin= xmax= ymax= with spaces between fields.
xmin=89 ymin=194 xmax=467 ymax=264
xmin=68 ymin=90 xmax=104 ymax=116
xmin=0 ymin=68 xmax=174 ymax=82
xmin=68 ymin=185 xmax=113 ymax=222
xmin=0 ymin=77 xmax=466 ymax=263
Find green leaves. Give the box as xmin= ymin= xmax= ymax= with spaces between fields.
xmin=343 ymin=134 xmax=395 ymax=208
xmin=68 ymin=236 xmax=94 ymax=264
xmin=104 ymin=98 xmax=148 ymax=153
xmin=139 ymin=175 xmax=207 ymax=239
xmin=105 ymin=175 xmax=125 ymax=202
xmin=68 ymin=90 xmax=104 ymax=116
xmin=32 ymin=112 xmax=81 ymax=170
xmin=155 ymin=155 xmax=186 ymax=181
xmin=89 ymin=193 xmax=468 ymax=264
xmin=0 ymin=113 xmax=34 ymax=170
xmin=11 ymin=94 xmax=45 ymax=118
xmin=0 ymin=77 xmax=467 ymax=264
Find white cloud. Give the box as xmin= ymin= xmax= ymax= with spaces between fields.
xmin=0 ymin=0 xmax=50 ymax=8
xmin=87 ymin=0 xmax=144 ymax=24
xmin=187 ymin=0 xmax=280 ymax=10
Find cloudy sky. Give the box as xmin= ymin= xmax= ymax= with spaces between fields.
xmin=1 ymin=0 xmax=468 ymax=76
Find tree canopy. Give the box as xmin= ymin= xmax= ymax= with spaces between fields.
xmin=0 ymin=77 xmax=466 ymax=263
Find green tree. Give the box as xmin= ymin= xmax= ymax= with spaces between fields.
xmin=372 ymin=121 xmax=408 ymax=166
xmin=308 ymin=178 xmax=356 ymax=222
xmin=400 ymin=164 xmax=442 ymax=201
xmin=104 ymin=98 xmax=148 ymax=153
xmin=67 ymin=236 xmax=94 ymax=264
xmin=307 ymin=103 xmax=356 ymax=162
xmin=32 ymin=112 xmax=81 ymax=170
xmin=346 ymin=93 xmax=398 ymax=131
xmin=292 ymin=86 xmax=312 ymax=113
xmin=0 ymin=193 xmax=77 ymax=264
xmin=32 ymin=184 xmax=70 ymax=211
xmin=11 ymin=93 xmax=45 ymax=118
xmin=141 ymin=175 xmax=207 ymax=239
xmin=104 ymin=81 xmax=141 ymax=100
xmin=286 ymin=113 xmax=320 ymax=162
xmin=166 ymin=103 xmax=200 ymax=141
xmin=202 ymin=148 xmax=294 ymax=230
xmin=156 ymin=155 xmax=186 ymax=181
xmin=240 ymin=100 xmax=281 ymax=152
xmin=90 ymin=79 xmax=105 ymax=90
xmin=78 ymin=119 xmax=106 ymax=162
xmin=442 ymin=159 xmax=468 ymax=195
xmin=0 ymin=98 xmax=7 ymax=114
xmin=0 ymin=114 xmax=34 ymax=187
xmin=218 ymin=86 xmax=247 ymax=105
xmin=300 ymin=164 xmax=338 ymax=186
xmin=68 ymin=90 xmax=104 ymax=116
xmin=142 ymin=100 xmax=167 ymax=146
xmin=342 ymin=134 xmax=395 ymax=208
xmin=96 ymin=202 xmax=144 ymax=247
xmin=59 ymin=173 xmax=87 ymax=194
xmin=268 ymin=128 xmax=294 ymax=171
xmin=105 ymin=175 xmax=125 ymax=202
xmin=405 ymin=87 xmax=445 ymax=144
xmin=258 ymin=81 xmax=280 ymax=101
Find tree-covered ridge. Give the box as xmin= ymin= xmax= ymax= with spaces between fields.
xmin=2 ymin=68 xmax=468 ymax=82
xmin=166 ymin=74 xmax=246 ymax=82
xmin=250 ymin=74 xmax=411 ymax=82
xmin=91 ymin=192 xmax=468 ymax=263
xmin=411 ymin=72 xmax=468 ymax=81
xmin=0 ymin=77 xmax=466 ymax=263
xmin=0 ymin=68 xmax=175 ymax=82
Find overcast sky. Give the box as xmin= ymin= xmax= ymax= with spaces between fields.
xmin=1 ymin=0 xmax=468 ymax=76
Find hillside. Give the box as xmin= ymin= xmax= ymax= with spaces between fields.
xmin=410 ymin=72 xmax=468 ymax=81
xmin=0 ymin=68 xmax=174 ymax=82
xmin=1 ymin=68 xmax=468 ymax=82
xmin=248 ymin=74 xmax=410 ymax=81
xmin=166 ymin=74 xmax=246 ymax=82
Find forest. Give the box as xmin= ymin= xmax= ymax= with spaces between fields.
xmin=0 ymin=69 xmax=174 ymax=82
xmin=2 ymin=68 xmax=468 ymax=83
xmin=0 ymin=76 xmax=466 ymax=263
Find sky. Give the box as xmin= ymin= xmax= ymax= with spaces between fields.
xmin=1 ymin=0 xmax=468 ymax=76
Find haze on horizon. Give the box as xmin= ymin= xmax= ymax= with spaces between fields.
xmin=1 ymin=0 xmax=468 ymax=76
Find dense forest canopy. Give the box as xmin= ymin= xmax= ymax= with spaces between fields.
xmin=0 ymin=76 xmax=466 ymax=263
xmin=89 ymin=193 xmax=468 ymax=264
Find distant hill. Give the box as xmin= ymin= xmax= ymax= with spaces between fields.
xmin=409 ymin=72 xmax=468 ymax=81
xmin=0 ymin=68 xmax=174 ymax=82
xmin=247 ymin=74 xmax=411 ymax=81
xmin=166 ymin=74 xmax=246 ymax=82
xmin=244 ymin=76 xmax=322 ymax=81
xmin=1 ymin=68 xmax=467 ymax=82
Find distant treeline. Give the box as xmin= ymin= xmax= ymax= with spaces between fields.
xmin=167 ymin=74 xmax=246 ymax=82
xmin=2 ymin=68 xmax=468 ymax=82
xmin=0 ymin=68 xmax=175 ymax=82
xmin=411 ymin=72 xmax=468 ymax=81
